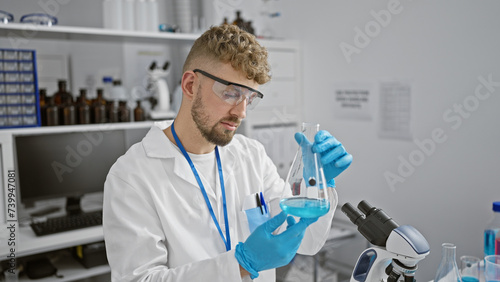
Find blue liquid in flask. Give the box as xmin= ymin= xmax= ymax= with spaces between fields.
xmin=280 ymin=197 xmax=330 ymax=218
xmin=461 ymin=277 xmax=479 ymax=282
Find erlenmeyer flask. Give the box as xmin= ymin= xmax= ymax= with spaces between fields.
xmin=280 ymin=122 xmax=335 ymax=218
xmin=434 ymin=243 xmax=462 ymax=282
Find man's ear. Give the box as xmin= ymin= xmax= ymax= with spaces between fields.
xmin=181 ymin=71 xmax=197 ymax=101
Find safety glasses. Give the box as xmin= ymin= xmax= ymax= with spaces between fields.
xmin=193 ymin=69 xmax=264 ymax=110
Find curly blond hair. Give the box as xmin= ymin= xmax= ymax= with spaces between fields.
xmin=183 ymin=24 xmax=271 ymax=84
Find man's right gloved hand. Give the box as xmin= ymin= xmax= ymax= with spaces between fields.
xmin=234 ymin=211 xmax=317 ymax=279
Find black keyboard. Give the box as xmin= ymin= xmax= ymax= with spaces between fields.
xmin=30 ymin=210 xmax=102 ymax=236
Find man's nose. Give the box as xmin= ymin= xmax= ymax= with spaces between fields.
xmin=230 ymin=98 xmax=247 ymax=119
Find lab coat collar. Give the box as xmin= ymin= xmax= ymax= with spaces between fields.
xmin=142 ymin=120 xmax=175 ymax=159
xmin=142 ymin=120 xmax=237 ymax=199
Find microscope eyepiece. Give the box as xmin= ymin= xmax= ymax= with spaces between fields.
xmin=358 ymin=200 xmax=375 ymax=215
xmin=342 ymin=200 xmax=399 ymax=247
xmin=341 ymin=203 xmax=365 ymax=226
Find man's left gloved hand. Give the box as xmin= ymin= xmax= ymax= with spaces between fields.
xmin=295 ymin=130 xmax=352 ymax=186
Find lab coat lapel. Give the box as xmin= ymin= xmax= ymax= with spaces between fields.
xmin=172 ymin=157 xmax=207 ymax=190
xmin=142 ymin=123 xmax=210 ymax=194
xmin=218 ymin=145 xmax=237 ymax=194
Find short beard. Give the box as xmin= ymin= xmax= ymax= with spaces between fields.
xmin=191 ymin=87 xmax=239 ymax=146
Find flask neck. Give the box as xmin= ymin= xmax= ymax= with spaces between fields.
xmin=301 ymin=122 xmax=320 ymax=142
xmin=440 ymin=243 xmax=457 ymax=263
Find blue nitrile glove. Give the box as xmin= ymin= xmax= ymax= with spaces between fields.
xmin=235 ymin=211 xmax=317 ymax=279
xmin=295 ymin=130 xmax=352 ymax=187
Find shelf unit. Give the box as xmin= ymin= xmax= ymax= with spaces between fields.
xmin=0 ymin=121 xmax=154 ymax=281
xmin=0 ymin=23 xmax=199 ymax=43
xmin=0 ymin=24 xmax=302 ymax=281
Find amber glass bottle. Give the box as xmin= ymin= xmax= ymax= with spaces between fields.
xmin=118 ymin=101 xmax=130 ymax=122
xmin=92 ymin=89 xmax=107 ymax=105
xmin=46 ymin=98 xmax=59 ymax=126
xmin=77 ymin=89 xmax=91 ymax=124
xmin=233 ymin=11 xmax=244 ymax=27
xmin=92 ymin=89 xmax=107 ymax=123
xmin=62 ymin=96 xmax=76 ymax=125
xmin=134 ymin=100 xmax=145 ymax=121
xmin=39 ymin=88 xmax=48 ymax=126
xmin=107 ymin=101 xmax=119 ymax=123
xmin=52 ymin=80 xmax=73 ymax=106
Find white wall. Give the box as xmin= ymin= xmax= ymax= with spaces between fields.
xmin=268 ymin=1 xmax=500 ymax=280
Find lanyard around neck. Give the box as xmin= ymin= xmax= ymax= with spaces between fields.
xmin=170 ymin=121 xmax=231 ymax=251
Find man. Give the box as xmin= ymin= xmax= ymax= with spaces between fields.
xmin=103 ymin=24 xmax=352 ymax=281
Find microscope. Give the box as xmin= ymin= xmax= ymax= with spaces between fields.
xmin=341 ymin=201 xmax=430 ymax=282
xmin=148 ymin=61 xmax=176 ymax=120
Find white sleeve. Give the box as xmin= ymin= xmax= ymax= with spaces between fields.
xmin=103 ymin=173 xmax=244 ymax=282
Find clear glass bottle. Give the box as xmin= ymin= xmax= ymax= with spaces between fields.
xmin=434 ymin=243 xmax=462 ymax=282
xmin=102 ymin=77 xmax=114 ymax=100
xmin=280 ymin=122 xmax=334 ymax=218
xmin=485 ymin=202 xmax=500 ymax=256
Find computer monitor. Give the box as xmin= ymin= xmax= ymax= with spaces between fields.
xmin=14 ymin=127 xmax=148 ymax=212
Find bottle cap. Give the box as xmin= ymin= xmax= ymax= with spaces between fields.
xmin=493 ymin=202 xmax=500 ymax=212
xmin=102 ymin=76 xmax=113 ymax=84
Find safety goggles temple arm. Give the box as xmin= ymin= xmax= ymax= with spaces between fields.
xmin=193 ymin=69 xmax=264 ymax=99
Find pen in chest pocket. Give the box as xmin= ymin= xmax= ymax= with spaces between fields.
xmin=255 ymin=193 xmax=263 ymax=214
xmin=259 ymin=192 xmax=268 ymax=214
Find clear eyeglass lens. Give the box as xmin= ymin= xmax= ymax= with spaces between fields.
xmin=212 ymin=81 xmax=261 ymax=109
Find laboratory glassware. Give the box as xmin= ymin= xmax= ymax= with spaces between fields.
xmin=92 ymin=89 xmax=107 ymax=124
xmin=460 ymin=255 xmax=480 ymax=282
xmin=77 ymin=89 xmax=91 ymax=124
xmin=62 ymin=96 xmax=76 ymax=125
xmin=134 ymin=100 xmax=145 ymax=121
xmin=0 ymin=10 xmax=14 ymax=24
xmin=118 ymin=101 xmax=130 ymax=122
xmin=485 ymin=255 xmax=500 ymax=282
xmin=485 ymin=202 xmax=500 ymax=257
xmin=52 ymin=80 xmax=73 ymax=106
xmin=46 ymin=98 xmax=59 ymax=126
xmin=280 ymin=122 xmax=336 ymax=218
xmin=434 ymin=243 xmax=461 ymax=282
xmin=39 ymin=89 xmax=47 ymax=126
xmin=20 ymin=13 xmax=57 ymax=26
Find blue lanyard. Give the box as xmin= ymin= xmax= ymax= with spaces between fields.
xmin=171 ymin=122 xmax=231 ymax=251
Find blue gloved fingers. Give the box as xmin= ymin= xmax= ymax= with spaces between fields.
xmin=299 ymin=216 xmax=319 ymax=226
xmin=286 ymin=216 xmax=297 ymax=229
xmin=286 ymin=215 xmax=316 ymax=230
xmin=334 ymin=152 xmax=353 ymax=168
xmin=319 ymin=145 xmax=350 ymax=167
xmin=312 ymin=130 xmax=341 ymax=154
xmin=264 ymin=211 xmax=288 ymax=234
xmin=279 ymin=217 xmax=315 ymax=240
xmin=294 ymin=132 xmax=312 ymax=148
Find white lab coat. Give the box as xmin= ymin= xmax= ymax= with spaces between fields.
xmin=103 ymin=121 xmax=336 ymax=282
